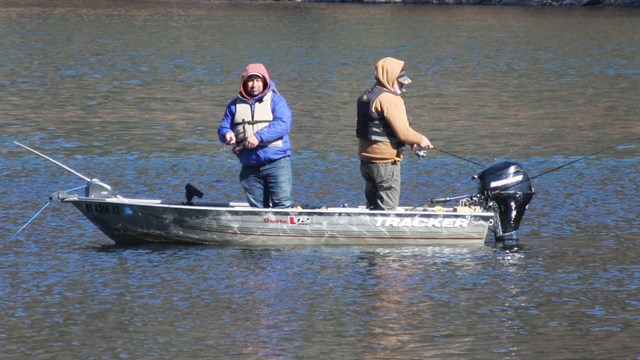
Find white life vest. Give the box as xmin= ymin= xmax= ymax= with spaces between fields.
xmin=233 ymin=92 xmax=282 ymax=147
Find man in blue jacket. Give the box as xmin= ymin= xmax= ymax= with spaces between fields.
xmin=218 ymin=63 xmax=293 ymax=208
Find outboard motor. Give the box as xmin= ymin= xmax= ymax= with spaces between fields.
xmin=475 ymin=161 xmax=534 ymax=249
xmin=85 ymin=178 xmax=116 ymax=198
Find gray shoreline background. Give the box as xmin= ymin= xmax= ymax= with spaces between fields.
xmin=5 ymin=0 xmax=640 ymax=8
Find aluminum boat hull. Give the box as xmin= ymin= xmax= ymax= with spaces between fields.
xmin=62 ymin=196 xmax=496 ymax=246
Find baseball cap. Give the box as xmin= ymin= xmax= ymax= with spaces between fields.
xmin=397 ymin=70 xmax=412 ymax=85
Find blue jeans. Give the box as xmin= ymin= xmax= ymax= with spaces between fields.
xmin=239 ymin=157 xmax=293 ymax=208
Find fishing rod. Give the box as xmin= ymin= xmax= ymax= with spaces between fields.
xmin=429 ymin=193 xmax=479 ymax=204
xmin=433 ymin=147 xmax=485 ymax=167
xmin=408 ymin=114 xmax=485 ymax=167
xmin=9 ymin=142 xmax=111 ymax=241
xmin=432 ymin=134 xmax=640 ymax=180
xmin=428 ymin=134 xmax=639 ymax=203
xmin=8 ymin=185 xmax=85 ymax=241
xmin=528 ymin=134 xmax=640 ymax=181
xmin=14 ymin=141 xmax=91 ymax=182
xmin=488 ymin=134 xmax=640 ymax=194
xmin=412 ymin=145 xmax=485 ymax=167
xmin=8 ymin=202 xmax=51 ymax=241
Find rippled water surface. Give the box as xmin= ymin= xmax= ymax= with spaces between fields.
xmin=1 ymin=2 xmax=639 ymax=359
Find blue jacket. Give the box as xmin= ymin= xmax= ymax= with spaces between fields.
xmin=218 ymin=80 xmax=293 ymax=166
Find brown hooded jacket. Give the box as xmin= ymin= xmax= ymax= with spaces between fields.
xmin=358 ymin=57 xmax=425 ymax=163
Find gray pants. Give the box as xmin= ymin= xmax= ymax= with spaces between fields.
xmin=360 ymin=161 xmax=401 ymax=210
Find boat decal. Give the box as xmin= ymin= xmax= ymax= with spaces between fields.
xmin=289 ymin=216 xmax=310 ymax=225
xmin=263 ymin=217 xmax=289 ymax=224
xmin=82 ymin=203 xmax=135 ymax=217
xmin=374 ymin=217 xmax=469 ymax=228
xmin=83 ymin=202 xmax=121 ymax=215
xmin=490 ymin=174 xmax=523 ymax=189
xmin=122 ymin=206 xmax=134 ymax=216
xmin=262 ymin=216 xmax=311 ymax=225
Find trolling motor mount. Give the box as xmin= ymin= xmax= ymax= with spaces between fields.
xmin=475 ymin=161 xmax=535 ymax=248
xmin=85 ymin=179 xmax=116 ymax=198
xmin=185 ymin=183 xmax=204 ymax=205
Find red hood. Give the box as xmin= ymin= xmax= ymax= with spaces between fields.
xmin=240 ymin=63 xmax=271 ymax=100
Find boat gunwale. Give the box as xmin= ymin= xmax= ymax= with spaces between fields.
xmin=61 ymin=195 xmax=495 ymax=217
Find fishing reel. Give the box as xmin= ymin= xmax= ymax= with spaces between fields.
xmin=413 ymin=146 xmax=429 ymax=159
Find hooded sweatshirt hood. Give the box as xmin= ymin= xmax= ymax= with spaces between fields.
xmin=239 ymin=63 xmax=271 ymax=100
xmin=375 ymin=57 xmax=405 ymax=93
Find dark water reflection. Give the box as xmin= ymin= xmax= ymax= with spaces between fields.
xmin=1 ymin=2 xmax=639 ymax=359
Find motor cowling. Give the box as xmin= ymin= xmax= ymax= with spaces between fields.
xmin=475 ymin=161 xmax=534 ymax=248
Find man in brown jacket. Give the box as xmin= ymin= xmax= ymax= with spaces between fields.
xmin=356 ymin=57 xmax=433 ymax=210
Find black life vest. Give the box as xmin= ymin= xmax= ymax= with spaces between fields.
xmin=356 ymin=86 xmax=398 ymax=144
